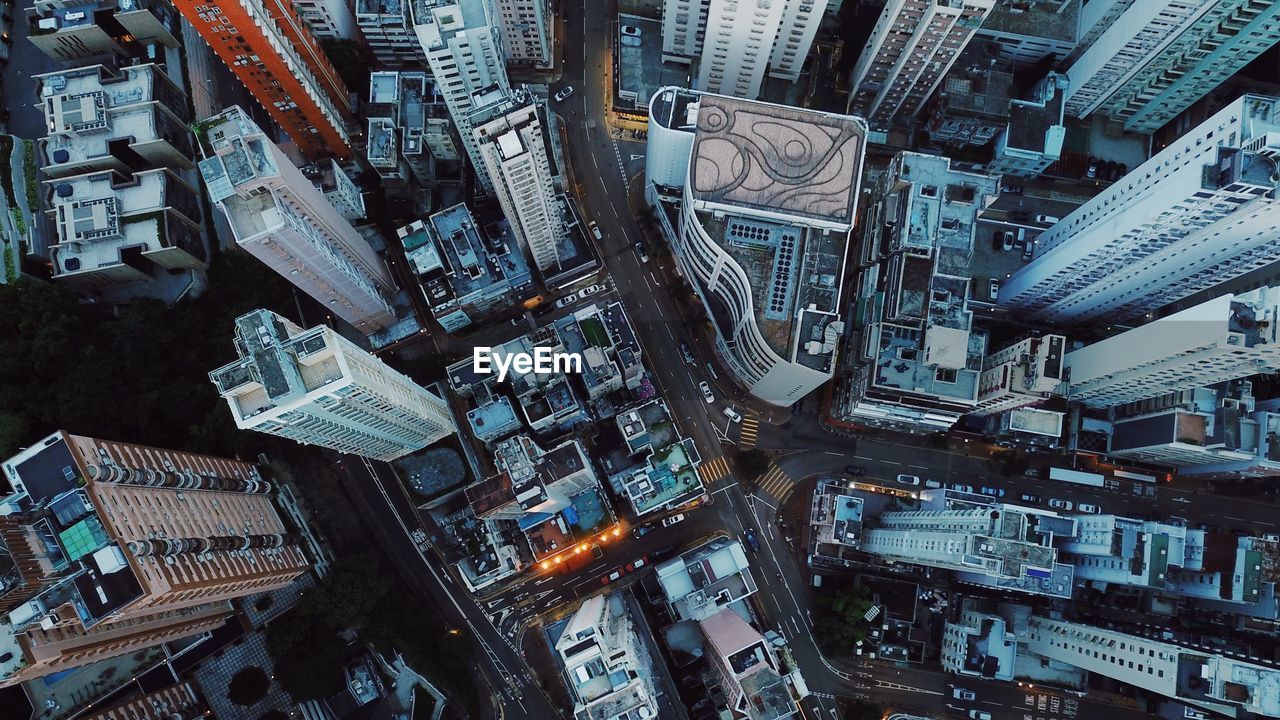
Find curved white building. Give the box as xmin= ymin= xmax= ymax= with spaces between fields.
xmin=646 ymin=87 xmax=867 ymax=407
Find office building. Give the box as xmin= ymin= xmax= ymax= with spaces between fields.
xmin=492 ymin=0 xmax=552 ymax=67
xmin=971 ymin=0 xmax=1076 ymax=66
xmin=25 ymin=0 xmax=179 ymax=62
xmin=0 ymin=431 xmax=309 ymax=688
xmin=357 ymin=0 xmax=425 ymax=64
xmin=646 ymin=87 xmax=865 ymax=407
xmin=172 ymin=0 xmax=353 ymax=159
xmin=198 ymin=106 xmax=397 ymax=334
xmin=940 ymin=602 xmax=1016 ymax=682
xmin=699 ymin=608 xmax=798 ymax=720
xmin=210 ymin=309 xmax=455 ymax=461
xmin=553 ymin=594 xmax=660 ymax=720
xmin=655 ymin=538 xmax=758 ymax=622
xmin=836 ymin=152 xmax=999 ymax=433
xmin=397 ymin=204 xmax=534 ymax=331
xmin=413 ymin=0 xmax=512 ymax=193
xmin=1064 ymin=0 xmax=1280 ymax=133
xmin=472 ymin=89 xmax=564 ymax=274
xmin=849 ymin=0 xmax=995 ymax=132
xmin=35 ymin=63 xmax=194 ymax=180
xmin=1000 ymin=95 xmax=1280 ymax=323
xmin=661 ymin=0 xmax=829 ymax=99
xmin=46 ymin=168 xmax=207 ymax=299
xmin=972 ymin=335 xmax=1065 ymax=417
xmin=294 ymin=0 xmax=357 ymax=39
xmin=367 ymin=71 xmax=458 ymax=187
xmin=1063 ymin=287 xmax=1280 ymax=409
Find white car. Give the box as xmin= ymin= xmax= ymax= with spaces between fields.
xmin=989 ymin=279 xmax=999 ymax=301
xmin=1077 ymin=503 xmax=1101 ymax=514
xmin=896 ymin=474 xmax=921 ymax=486
xmin=723 ymin=406 xmax=742 ymax=423
xmin=588 ymin=221 xmax=602 ymax=240
xmin=952 ymin=688 xmax=975 ymax=701
xmin=554 ymin=86 xmax=574 ymax=102
xmin=1035 ymin=214 xmax=1060 ymax=224
xmin=661 ymin=513 xmax=686 ymax=528
xmin=969 ymin=712 xmax=991 ymax=720
xmin=555 ymin=293 xmax=578 ymax=308
xmin=580 ymin=284 xmax=602 ymax=297
xmin=1048 ymin=498 xmax=1073 ymax=511
xmin=699 ymin=381 xmax=714 ymax=404
xmin=635 ymin=242 xmax=649 ymax=263
xmin=621 ymin=25 xmax=641 ymax=36
xmin=950 ymin=484 xmax=975 ymax=494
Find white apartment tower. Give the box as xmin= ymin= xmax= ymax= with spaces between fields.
xmin=1064 ymin=288 xmax=1280 ymax=409
xmin=662 ymin=0 xmax=830 ymax=99
xmin=357 ymin=0 xmax=426 ymax=65
xmin=1064 ymin=0 xmax=1280 ymax=133
xmin=197 ymin=107 xmax=397 ymax=334
xmin=472 ymin=90 xmax=563 ymax=274
xmin=210 ymin=309 xmax=455 ymax=461
xmin=553 ymin=594 xmax=660 ymax=720
xmin=849 ymin=0 xmax=995 ymax=132
xmin=1000 ymin=95 xmax=1280 ymax=324
xmin=413 ymin=0 xmax=512 ymax=193
xmin=491 ymin=0 xmax=552 ymax=67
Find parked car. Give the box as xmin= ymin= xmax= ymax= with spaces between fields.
xmin=979 ymin=486 xmax=1006 ymax=498
xmin=699 ymin=381 xmax=714 ymax=404
xmin=924 ymin=479 xmax=943 ymax=489
xmin=1000 ymin=183 xmax=1024 ymax=194
xmin=1086 ymin=157 xmax=1099 ymax=178
xmin=555 ymin=293 xmax=578 ymax=308
xmin=896 ymin=474 xmax=921 ymax=486
xmin=1077 ymin=503 xmax=1101 ymax=514
xmin=743 ymin=528 xmax=761 ymax=552
xmin=969 ymin=711 xmax=992 ymax=720
xmin=1022 ymin=240 xmax=1035 ymax=262
xmin=588 ymin=220 xmax=603 ymax=240
xmin=601 ymin=569 xmax=623 ymax=585
xmin=661 ymin=513 xmax=687 ymax=528
xmin=626 ymin=557 xmax=648 ymax=572
xmin=681 ymin=342 xmax=696 ymax=365
xmin=650 ymin=544 xmax=677 ymax=561
xmin=554 ymin=86 xmax=575 ymax=102
xmin=1018 ymin=493 xmax=1041 ymax=504
xmin=1035 ymin=214 xmax=1060 ymax=224
xmin=1008 ymin=209 xmax=1030 ymax=222
xmin=579 ymin=284 xmax=602 ymax=297
xmin=845 ymin=465 xmax=867 ymax=476
xmin=621 ymin=24 xmax=641 ymax=36
xmin=1048 ymin=498 xmax=1073 ymax=511
xmin=632 ymin=524 xmax=655 ymax=538
xmin=1262 ymin=533 xmax=1280 ymax=542
xmin=989 ymin=279 xmax=999 ymax=301
xmin=635 ymin=242 xmax=649 ymax=262
xmin=950 ymin=484 xmax=975 ymax=494
xmin=952 ymin=687 xmax=976 ymax=701
xmin=1001 ymin=231 xmax=1015 ymax=252
xmin=723 ymin=406 xmax=742 ymax=423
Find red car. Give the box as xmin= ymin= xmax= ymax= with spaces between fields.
xmin=601 ymin=569 xmax=623 ymax=585
xmin=625 ymin=556 xmax=648 ymax=572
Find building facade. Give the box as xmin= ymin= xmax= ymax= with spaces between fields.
xmin=210 ymin=310 xmax=455 ymax=461
xmin=646 ymin=87 xmax=865 ymax=407
xmin=198 ymin=106 xmax=398 ymax=334
xmin=294 ymin=0 xmax=358 ymax=39
xmin=25 ymin=0 xmax=179 ymax=62
xmin=367 ymin=71 xmax=458 ymax=187
xmin=492 ymin=0 xmax=552 ymax=67
xmin=172 ymin=0 xmax=353 ymax=159
xmin=1063 ymin=288 xmax=1280 ymax=409
xmin=999 ymin=95 xmax=1280 ymax=324
xmin=357 ymin=0 xmax=425 ymax=64
xmin=0 ymin=431 xmax=309 ymax=687
xmin=848 ymin=0 xmax=995 ymax=132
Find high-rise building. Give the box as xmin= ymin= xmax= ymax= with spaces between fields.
xmin=472 ymin=89 xmax=564 ymax=274
xmin=294 ymin=0 xmax=358 ymax=39
xmin=988 ymin=72 xmax=1068 ymax=178
xmin=412 ymin=0 xmax=511 ymax=193
xmin=25 ymin=0 xmax=179 ymax=62
xmin=554 ymin=594 xmax=661 ymax=720
xmin=197 ymin=106 xmax=397 ymax=334
xmin=1000 ymin=95 xmax=1280 ymax=324
xmin=645 ymin=87 xmax=865 ymax=407
xmin=699 ymin=608 xmax=798 ymax=720
xmin=1063 ymin=288 xmax=1280 ymax=409
xmin=1063 ymin=0 xmax=1280 ymax=133
xmin=209 ymin=309 xmax=456 ymax=461
xmin=661 ymin=0 xmax=829 ymax=99
xmin=367 ymin=71 xmax=458 ymax=187
xmin=970 ymin=0 xmax=1076 ymax=66
xmin=0 ymin=431 xmax=309 ymax=688
xmin=357 ymin=0 xmax=425 ymax=65
xmin=849 ymin=0 xmax=995 ymax=132
xmin=972 ymin=335 xmax=1065 ymax=417
xmin=172 ymin=0 xmax=353 ymax=159
xmin=492 ymin=0 xmax=552 ymax=67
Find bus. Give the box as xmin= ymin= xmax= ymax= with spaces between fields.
xmin=1048 ymin=467 xmax=1105 ymax=487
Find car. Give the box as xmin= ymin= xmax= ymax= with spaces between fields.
xmin=1048 ymin=498 xmax=1073 ymax=511
xmin=969 ymin=712 xmax=992 ymax=720
xmin=723 ymin=406 xmax=742 ymax=423
xmin=1018 ymin=493 xmax=1041 ymax=504
xmin=632 ymin=524 xmax=655 ymax=538
xmin=1022 ymin=240 xmax=1035 ymax=261
xmin=950 ymin=484 xmax=975 ymax=494
xmin=743 ymin=528 xmax=761 ymax=552
xmin=601 ymin=569 xmax=625 ymax=585
xmin=554 ymin=86 xmax=575 ymax=102
xmin=1008 ymin=209 xmax=1030 ymax=222
xmin=896 ymin=474 xmax=921 ymax=486
xmin=1035 ymin=214 xmax=1060 ymax=224
xmin=680 ymin=342 xmax=696 ymax=365
xmin=952 ymin=687 xmax=976 ymax=701
xmin=650 ymin=543 xmax=677 ymax=561
xmin=989 ymin=278 xmax=999 ymax=301
xmin=1262 ymin=533 xmax=1280 ymax=542
xmin=661 ymin=513 xmax=687 ymax=528
xmin=621 ymin=24 xmax=641 ymax=36
xmin=588 ymin=221 xmax=603 ymax=240
xmin=1001 ymin=231 xmax=1015 ymax=251
xmin=1077 ymin=503 xmax=1101 ymax=514
xmin=979 ymin=486 xmax=1006 ymax=497
xmin=845 ymin=465 xmax=867 ymax=476
xmin=555 ymin=293 xmax=578 ymax=308
xmin=635 ymin=242 xmax=649 ymax=263
xmin=1000 ymin=183 xmax=1024 ymax=194
xmin=1086 ymin=157 xmax=1099 ymax=178
xmin=579 ymin=284 xmax=602 ymax=297
xmin=924 ymin=479 xmax=942 ymax=489
xmin=626 ymin=557 xmax=648 ymax=572
xmin=699 ymin=381 xmax=714 ymax=404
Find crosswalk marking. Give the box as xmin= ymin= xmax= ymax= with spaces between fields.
xmin=755 ymin=464 xmax=794 ymax=503
xmin=738 ymin=415 xmax=760 ymax=449
xmin=697 ymin=456 xmax=732 ymax=484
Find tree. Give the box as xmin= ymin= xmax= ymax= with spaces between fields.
xmin=815 ymin=585 xmax=873 ymax=656
xmin=264 ymin=604 xmax=349 ymax=702
xmin=227 ymin=667 xmax=271 ymax=706
xmin=734 ymin=449 xmax=770 ymax=481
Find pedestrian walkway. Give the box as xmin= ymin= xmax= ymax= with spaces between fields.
xmin=698 ymin=456 xmax=732 ymax=485
xmin=755 ymin=464 xmax=795 ymax=505
xmin=738 ymin=415 xmax=760 ymax=449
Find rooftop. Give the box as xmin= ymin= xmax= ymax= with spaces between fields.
xmin=208 ymin=310 xmax=343 ymax=420
xmin=689 ymin=93 xmax=865 ymax=225
xmin=656 ymin=539 xmax=757 ymax=621
xmin=979 ymin=0 xmax=1077 ymax=44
